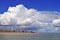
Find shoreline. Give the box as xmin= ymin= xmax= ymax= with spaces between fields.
xmin=0 ymin=32 xmax=34 ymax=34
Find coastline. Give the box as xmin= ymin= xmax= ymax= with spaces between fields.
xmin=0 ymin=32 xmax=34 ymax=34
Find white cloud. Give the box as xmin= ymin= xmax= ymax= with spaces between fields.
xmin=52 ymin=19 xmax=60 ymax=27
xmin=0 ymin=4 xmax=60 ymax=32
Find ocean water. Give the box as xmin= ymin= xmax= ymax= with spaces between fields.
xmin=0 ymin=33 xmax=60 ymax=40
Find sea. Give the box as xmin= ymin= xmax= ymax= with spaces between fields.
xmin=0 ymin=33 xmax=60 ymax=40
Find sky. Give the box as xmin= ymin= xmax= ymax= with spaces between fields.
xmin=0 ymin=0 xmax=60 ymax=33
xmin=0 ymin=0 xmax=60 ymax=14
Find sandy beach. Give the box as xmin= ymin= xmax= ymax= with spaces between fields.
xmin=0 ymin=32 xmax=34 ymax=34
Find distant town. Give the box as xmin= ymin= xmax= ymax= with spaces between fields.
xmin=0 ymin=30 xmax=34 ymax=33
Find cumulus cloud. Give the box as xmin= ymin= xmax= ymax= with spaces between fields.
xmin=0 ymin=4 xmax=60 ymax=32
xmin=52 ymin=19 xmax=60 ymax=27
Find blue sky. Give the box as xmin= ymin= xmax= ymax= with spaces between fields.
xmin=0 ymin=0 xmax=60 ymax=32
xmin=0 ymin=0 xmax=60 ymax=14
